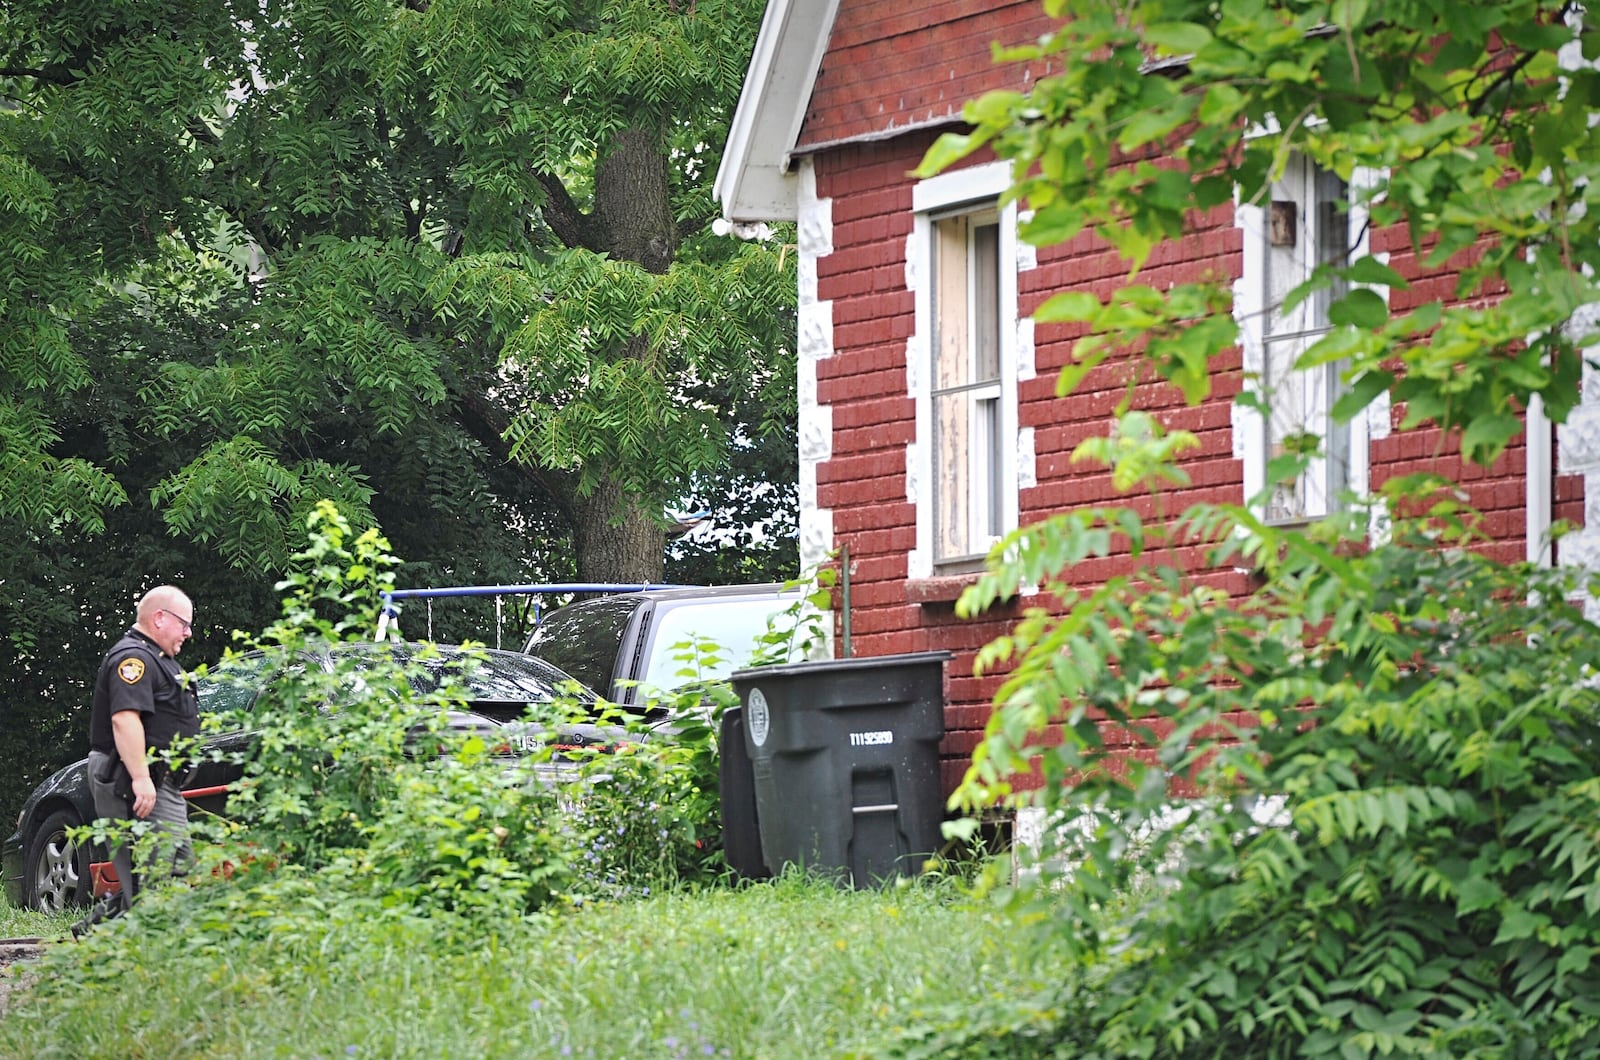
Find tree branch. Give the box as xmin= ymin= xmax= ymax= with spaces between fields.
xmin=454 ymin=388 xmax=576 ymax=518
xmin=185 ymin=116 xmax=222 ymax=149
xmin=0 ymin=65 xmax=82 ymax=86
xmin=678 ymin=209 xmax=718 ymax=242
xmin=1466 ymin=48 xmax=1537 ymax=118
xmin=531 ymin=168 xmax=600 ymax=252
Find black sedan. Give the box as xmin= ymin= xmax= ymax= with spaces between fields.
xmin=2 ymin=643 xmax=608 ymax=912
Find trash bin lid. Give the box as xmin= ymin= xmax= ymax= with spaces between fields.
xmin=729 ymin=649 xmax=952 ymax=683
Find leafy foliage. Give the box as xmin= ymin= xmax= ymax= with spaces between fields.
xmin=1 ymin=0 xmax=795 ymax=585
xmin=911 ymin=0 xmax=1600 ymax=1056
xmin=0 ymin=0 xmax=795 ymax=837
xmin=178 ymin=501 xmax=580 ymax=919
xmin=924 ymin=0 xmax=1596 ymax=453
xmin=565 ymin=569 xmax=835 ymax=894
xmin=947 ymin=502 xmax=1600 ymax=1055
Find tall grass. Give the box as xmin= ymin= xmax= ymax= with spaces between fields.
xmin=0 ymin=902 xmax=70 ymax=940
xmin=0 ymin=871 xmax=1067 ymax=1058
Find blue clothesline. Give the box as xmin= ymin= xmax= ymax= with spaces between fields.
xmin=375 ymin=583 xmax=691 ymax=646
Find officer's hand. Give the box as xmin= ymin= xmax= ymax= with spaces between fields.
xmin=130 ymin=776 xmax=157 ymax=819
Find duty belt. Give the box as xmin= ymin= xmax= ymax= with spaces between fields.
xmin=148 ymin=760 xmax=194 ymax=790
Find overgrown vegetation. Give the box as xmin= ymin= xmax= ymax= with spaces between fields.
xmin=54 ymin=504 xmax=830 ymax=936
xmin=2 ymin=531 xmax=1006 ymax=1057
xmin=570 ymin=568 xmax=834 ymax=893
xmin=0 ymin=873 xmax=1067 ymax=1058
xmin=190 ymin=499 xmax=822 ymax=921
xmin=0 ymin=0 xmax=800 ymax=840
xmin=901 ymin=1 xmax=1600 ymax=1056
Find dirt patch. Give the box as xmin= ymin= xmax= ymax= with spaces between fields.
xmin=0 ymin=940 xmax=45 ymax=1019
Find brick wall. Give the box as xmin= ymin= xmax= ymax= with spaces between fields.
xmin=804 ymin=132 xmax=1580 ymax=798
xmin=799 ymin=0 xmax=1059 ymax=150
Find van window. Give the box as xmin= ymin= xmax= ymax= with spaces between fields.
xmin=523 ymin=595 xmax=637 ymax=696
xmin=642 ymin=597 xmax=796 ymax=692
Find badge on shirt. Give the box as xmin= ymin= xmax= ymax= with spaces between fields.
xmin=117 ymin=658 xmax=146 ymax=685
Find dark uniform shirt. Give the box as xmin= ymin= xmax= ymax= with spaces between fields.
xmin=89 ymin=628 xmax=200 ymax=760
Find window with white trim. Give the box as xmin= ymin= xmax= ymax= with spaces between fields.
xmin=932 ymin=208 xmax=1004 ymax=562
xmin=910 ymin=162 xmax=1022 ymax=576
xmin=1241 ymin=153 xmax=1359 ymax=523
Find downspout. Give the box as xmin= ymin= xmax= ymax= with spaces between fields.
xmin=839 ymin=542 xmax=852 ymax=658
xmin=1527 ymin=393 xmax=1553 ymax=568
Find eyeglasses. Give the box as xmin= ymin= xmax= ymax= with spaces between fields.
xmin=160 ymin=609 xmax=194 ymax=635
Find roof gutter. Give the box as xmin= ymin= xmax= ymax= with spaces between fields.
xmin=715 ymin=0 xmax=843 ymax=224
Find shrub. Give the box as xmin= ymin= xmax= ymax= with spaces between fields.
xmin=164 ymin=501 xmax=585 ymax=923
xmin=941 ymin=493 xmax=1600 ymax=1057
xmin=562 ymin=570 xmax=836 ymax=897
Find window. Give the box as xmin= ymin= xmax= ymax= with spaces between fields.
xmin=639 ymin=594 xmax=801 ymax=692
xmin=1236 ymin=153 xmax=1378 ymax=523
xmin=931 ymin=209 xmax=1005 ymax=562
xmin=522 ymin=595 xmax=637 ymax=696
xmin=194 ymin=652 xmax=271 ymax=716
xmin=910 ymin=162 xmax=1028 ymax=577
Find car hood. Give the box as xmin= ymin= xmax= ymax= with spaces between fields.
xmin=437 ymin=709 xmax=633 ymax=758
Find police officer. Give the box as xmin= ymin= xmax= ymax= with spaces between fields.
xmin=85 ymin=585 xmax=200 ymax=914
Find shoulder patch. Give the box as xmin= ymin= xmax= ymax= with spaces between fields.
xmin=117 ymin=657 xmax=146 ymax=685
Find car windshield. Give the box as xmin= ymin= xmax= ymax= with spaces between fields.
xmin=195 ymin=653 xmax=278 ymax=715
xmin=399 ymin=647 xmax=595 ymax=705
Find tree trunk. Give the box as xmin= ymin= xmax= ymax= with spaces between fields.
xmin=571 ymin=478 xmax=666 ymax=584
xmin=563 ymin=123 xmax=677 ymax=585
xmin=595 ymin=125 xmax=676 ymax=273
xmin=531 ymin=124 xmax=677 ymax=584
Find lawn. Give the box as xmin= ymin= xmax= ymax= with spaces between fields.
xmin=0 ymin=902 xmax=65 ymax=941
xmin=0 ymin=870 xmax=1066 ymax=1059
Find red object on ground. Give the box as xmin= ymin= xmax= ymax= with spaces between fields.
xmin=90 ymin=861 xmax=120 ymax=898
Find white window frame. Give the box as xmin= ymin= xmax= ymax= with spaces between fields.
xmin=908 ymin=161 xmax=1023 ymax=576
xmin=1234 ymin=152 xmax=1386 ymax=525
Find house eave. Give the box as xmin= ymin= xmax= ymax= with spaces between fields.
xmin=715 ymin=0 xmax=842 ymax=225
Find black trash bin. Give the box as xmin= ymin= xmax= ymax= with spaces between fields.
xmin=718 ymin=705 xmax=770 ymax=880
xmin=731 ymin=651 xmax=950 ymax=886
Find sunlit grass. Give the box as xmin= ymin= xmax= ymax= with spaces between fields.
xmin=0 ymin=899 xmax=72 ymax=940
xmin=0 ymin=870 xmax=1065 ymax=1058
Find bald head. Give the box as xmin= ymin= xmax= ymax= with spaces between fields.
xmin=134 ymin=585 xmax=194 ymax=656
xmin=137 ymin=586 xmax=190 ymax=622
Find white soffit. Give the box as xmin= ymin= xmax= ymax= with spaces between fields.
xmin=715 ymin=0 xmax=841 ymax=224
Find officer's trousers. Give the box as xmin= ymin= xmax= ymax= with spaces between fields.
xmin=86 ymin=750 xmax=191 ymax=912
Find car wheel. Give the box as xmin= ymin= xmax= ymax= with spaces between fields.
xmin=24 ymin=808 xmax=91 ymax=912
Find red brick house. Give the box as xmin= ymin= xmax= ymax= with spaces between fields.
xmin=714 ymin=0 xmax=1592 ymax=796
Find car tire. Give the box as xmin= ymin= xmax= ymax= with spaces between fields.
xmin=24 ymin=808 xmax=92 ymax=912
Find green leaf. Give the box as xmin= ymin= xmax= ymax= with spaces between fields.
xmin=916 ymin=131 xmax=984 ymax=178
xmin=1118 ymin=98 xmax=1197 ymax=151
xmin=1461 ymin=413 xmax=1522 ymax=466
xmin=1345 ymin=256 xmax=1409 ymax=288
xmin=1328 ymin=289 xmax=1389 ymax=329
xmin=1330 ymin=0 xmax=1371 ymax=28
xmin=1331 ymin=370 xmax=1393 ymax=423
xmin=967 ymin=89 xmax=1025 ymax=124
xmin=1142 ymin=21 xmax=1214 ymax=54
xmin=1493 ymin=908 xmax=1543 ymax=944
xmin=1035 ymin=291 xmax=1102 ymax=323
xmin=1198 ymin=83 xmax=1245 ymax=125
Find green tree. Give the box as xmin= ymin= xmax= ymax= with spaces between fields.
xmin=0 ymin=0 xmax=794 ymax=833
xmin=906 ymin=1 xmax=1600 ymax=1055
xmin=1 ymin=0 xmax=793 ymax=581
